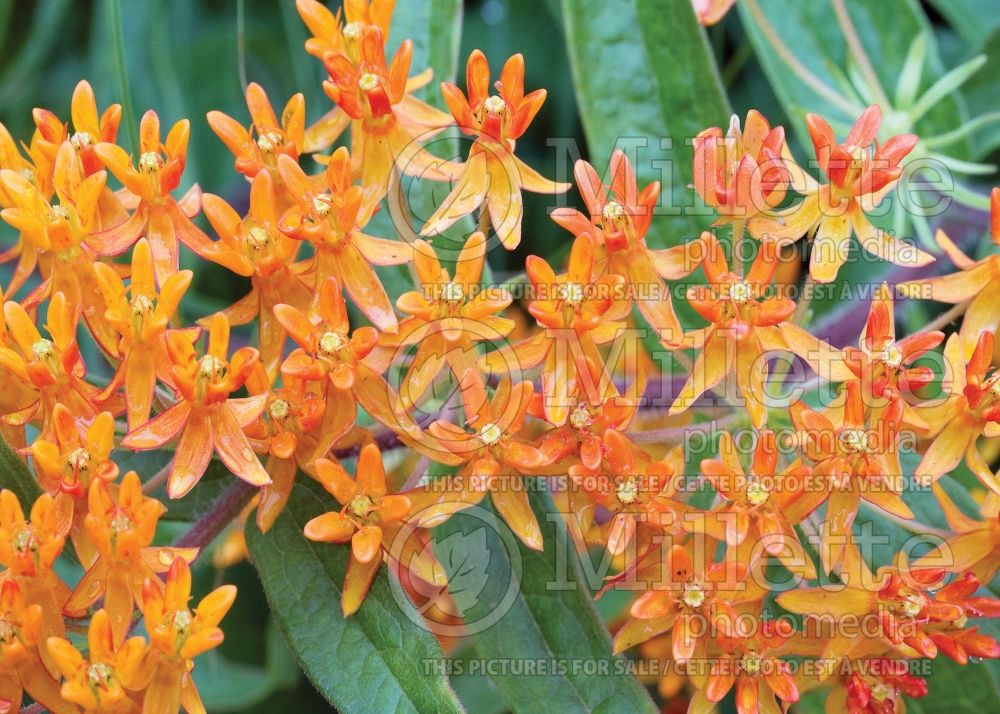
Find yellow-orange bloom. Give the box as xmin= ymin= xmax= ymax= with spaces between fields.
xmin=92 ymin=110 xmax=211 ymax=283
xmin=46 ymin=608 xmax=145 ymax=714
xmin=304 ymin=444 xmax=411 ymax=616
xmin=140 ymin=557 xmax=235 ymax=714
xmin=422 ymin=49 xmax=570 ymax=249
xmin=121 ymin=313 xmax=271 ymax=498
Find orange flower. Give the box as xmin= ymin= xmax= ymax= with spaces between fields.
xmin=753 ymin=105 xmax=932 ymax=282
xmin=243 ymin=364 xmax=327 ymax=532
xmin=297 ymin=0 xmax=394 ymax=60
xmin=690 ymin=615 xmax=799 ymax=714
xmin=91 ymin=110 xmax=211 ymax=282
xmin=827 ymin=656 xmax=927 ymax=713
xmin=30 ymin=79 xmax=128 ymax=229
xmin=410 ymin=371 xmax=546 ymax=550
xmin=0 ymin=292 xmax=111 ymax=439
xmin=276 ymin=148 xmax=410 ymax=333
xmin=140 ymin=557 xmax=235 ymax=714
xmin=670 ymin=232 xmax=795 ymax=427
xmin=66 ymin=473 xmax=195 ymax=644
xmin=488 ymin=233 xmax=625 ymax=426
xmin=0 ymin=579 xmax=75 ymax=714
xmin=387 ymin=231 xmax=512 ymax=407
xmin=914 ymin=332 xmax=1000 ymax=494
xmin=693 ymin=110 xmax=788 ymax=226
xmin=46 ymin=609 xmax=146 ymax=714
xmin=898 ymin=187 xmax=1000 ymax=355
xmin=121 ymin=313 xmax=271 ymax=498
xmin=925 ymin=571 xmax=1000 ymax=664
xmin=197 ymin=170 xmax=312 ymax=378
xmin=842 ymin=282 xmax=942 ymax=428
xmin=790 ymin=383 xmax=912 ymax=572
xmin=320 ymin=25 xmax=457 ymax=198
xmin=93 ymin=237 xmax=192 ymax=431
xmin=422 ymin=49 xmax=569 ymax=248
xmin=28 ymin=404 xmax=117 ymax=565
xmin=615 ymin=544 xmax=757 ymax=661
xmin=551 ymin=150 xmax=696 ymax=338
xmin=304 ymin=444 xmax=411 ymax=615
xmin=0 ymin=490 xmax=70 ymax=669
xmin=207 ymin=82 xmax=305 ymax=187
xmin=567 ymin=431 xmax=686 ymax=560
xmin=0 ymin=142 xmax=119 ymax=354
xmin=692 ymin=0 xmax=737 ymax=26
xmin=688 ymin=429 xmax=816 ymax=578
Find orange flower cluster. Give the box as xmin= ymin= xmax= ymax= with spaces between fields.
xmin=0 ymin=1 xmax=997 ymax=712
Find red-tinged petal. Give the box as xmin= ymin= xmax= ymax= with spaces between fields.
xmin=810 ymin=212 xmax=851 ymax=283
xmin=491 ymin=484 xmax=543 ymax=550
xmin=121 ymin=402 xmax=191 ymax=449
xmin=212 ymin=404 xmax=271 ymax=487
xmin=167 ymin=410 xmax=214 ymax=499
xmin=337 ymin=242 xmax=398 ymax=333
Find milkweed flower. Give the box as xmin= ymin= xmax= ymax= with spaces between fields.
xmin=898 ymin=187 xmax=1000 ymax=356
xmin=196 ymin=170 xmax=312 ymax=378
xmin=27 ymin=405 xmax=117 ymax=565
xmin=422 ymin=49 xmax=570 ymax=249
xmin=46 ymin=609 xmax=146 ymax=714
xmin=121 ymin=313 xmax=271 ymax=498
xmin=140 ymin=557 xmax=236 ymax=714
xmin=66 ymin=473 xmax=196 ymax=644
xmin=303 ymin=445 xmax=411 ymax=616
xmin=693 ymin=110 xmax=788 ymax=227
xmin=790 ymin=382 xmax=912 ymax=572
xmin=753 ymin=105 xmax=933 ymax=282
xmin=276 ymin=148 xmax=410 ymax=333
xmin=92 ymin=110 xmax=211 ymax=283
xmin=914 ymin=332 xmax=1000 ymax=494
xmin=826 ymin=656 xmax=928 ymax=713
xmin=386 ymin=231 xmax=513 ymax=407
xmin=408 ymin=371 xmax=546 ymax=550
xmin=551 ymin=150 xmax=697 ymax=339
xmin=320 ymin=25 xmax=458 ymax=198
xmin=0 ymin=579 xmax=76 ymax=714
xmin=670 ymin=232 xmax=795 ymax=427
xmin=93 ymin=238 xmax=192 ymax=431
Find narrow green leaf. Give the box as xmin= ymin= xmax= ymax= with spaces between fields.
xmin=432 ymin=485 xmax=656 ymax=713
xmin=562 ymin=0 xmax=731 ymax=247
xmin=0 ymin=435 xmax=42 ymax=512
xmin=246 ymin=478 xmax=464 ymax=714
xmin=960 ymin=28 xmax=1000 ymax=158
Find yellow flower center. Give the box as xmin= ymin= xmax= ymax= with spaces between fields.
xmin=729 ymin=281 xmax=752 ymax=303
xmin=87 ymin=662 xmax=114 ymax=688
xmin=746 ymin=478 xmax=769 ymax=507
xmin=899 ymin=593 xmax=922 ymax=618
xmin=870 ymin=682 xmax=892 ymax=702
xmin=874 ymin=344 xmax=903 ymax=368
xmin=319 ymin=331 xmax=345 ymax=354
xmin=483 ymin=95 xmax=506 ymax=115
xmin=561 ymin=282 xmax=584 ymax=304
xmin=12 ymin=529 xmax=34 ymax=554
xmin=682 ymin=583 xmax=706 ymax=608
xmin=840 ymin=428 xmax=868 ymax=453
xmin=70 ymin=131 xmax=93 ymax=150
xmin=66 ymin=447 xmax=92 ymax=472
xmin=138 ymin=152 xmax=162 ymax=173
xmin=32 ymin=338 xmax=54 ymax=360
xmin=172 ymin=609 xmax=192 ymax=633
xmin=740 ymin=652 xmax=762 ymax=676
xmin=616 ymin=478 xmax=639 ymax=505
xmin=358 ymin=73 xmax=380 ymax=92
xmin=442 ymin=281 xmax=464 ymax=302
xmin=602 ymin=201 xmax=625 ymax=222
xmin=479 ymin=422 xmax=502 ymax=446
xmin=51 ymin=204 xmax=70 ymax=220
xmin=269 ymin=399 xmax=290 ymax=420
xmin=312 ymin=195 xmax=332 ymax=217
xmin=986 ymin=372 xmax=1000 ymax=399
xmin=198 ymin=355 xmax=227 ymax=380
xmin=569 ymin=404 xmax=591 ymax=430
xmin=110 ymin=512 xmax=132 ymax=534
xmin=256 ymin=131 xmax=282 ymax=155
xmin=349 ymin=495 xmax=373 ymax=517
xmin=131 ymin=294 xmax=154 ymax=317
xmin=342 ymin=21 xmax=363 ymax=40
xmin=245 ymin=224 xmax=271 ymax=251
xmin=0 ymin=620 xmax=14 ymax=645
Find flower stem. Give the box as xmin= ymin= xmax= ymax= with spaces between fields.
xmin=831 ymin=0 xmax=890 ymax=109
xmin=920 ymin=299 xmax=970 ymax=333
xmin=174 ymin=480 xmax=257 ymax=550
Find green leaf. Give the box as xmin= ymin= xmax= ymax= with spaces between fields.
xmin=561 ymin=0 xmax=731 ymax=247
xmin=389 ymin=0 xmax=462 ymax=113
xmin=925 ymin=0 xmax=1000 ymax=47
xmin=0 ymin=434 xmax=42 ymax=512
xmin=431 ymin=485 xmax=656 ymax=713
xmin=737 ymin=0 xmax=971 ymax=157
xmin=246 ymin=478 xmax=464 ymax=714
xmin=960 ymin=28 xmax=1000 ymax=158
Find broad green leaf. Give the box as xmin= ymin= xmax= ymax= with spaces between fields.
xmin=389 ymin=0 xmax=462 ymax=113
xmin=246 ymin=478 xmax=463 ymax=714
xmin=0 ymin=435 xmax=42 ymax=513
xmin=432 ymin=485 xmax=656 ymax=713
xmin=925 ymin=0 xmax=1000 ymax=47
xmin=737 ymin=0 xmax=971 ymax=157
xmin=562 ymin=0 xmax=731 ymax=247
